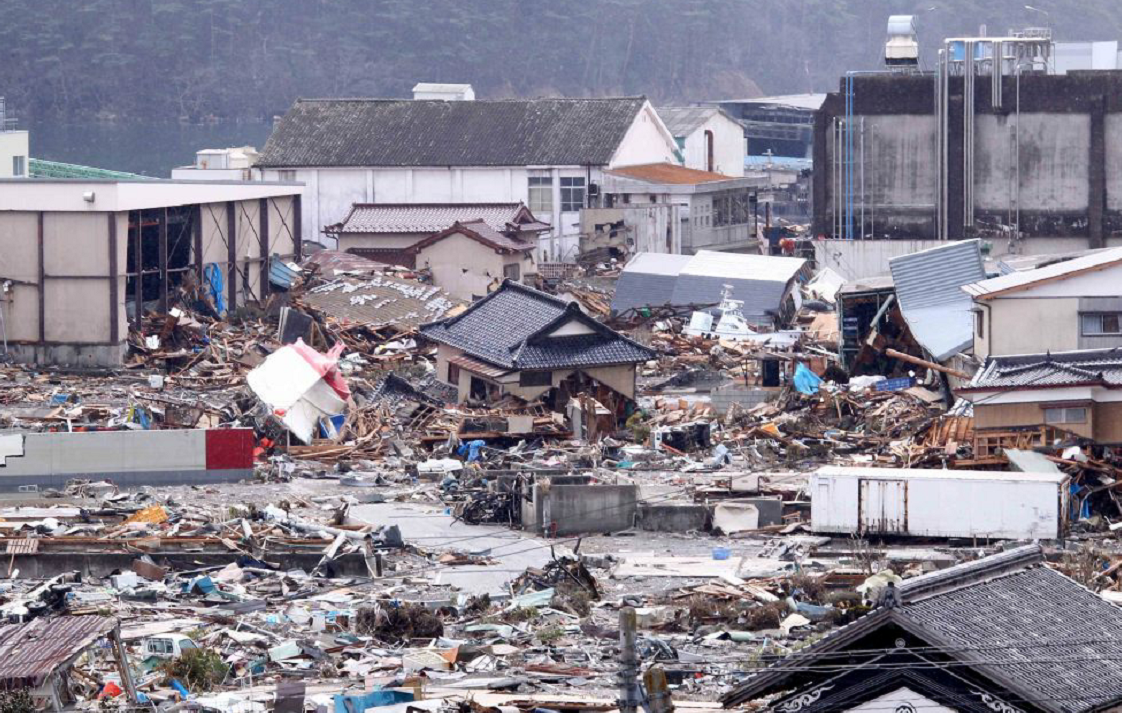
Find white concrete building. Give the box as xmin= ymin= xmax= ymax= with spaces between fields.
xmin=657 ymin=106 xmax=745 ymax=177
xmin=171 ymin=146 xmax=259 ymax=181
xmin=254 ymin=96 xmax=679 ymax=262
xmin=0 ymin=129 xmax=29 ymax=179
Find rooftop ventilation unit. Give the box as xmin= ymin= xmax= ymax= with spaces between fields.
xmin=886 ymin=15 xmax=920 ymax=67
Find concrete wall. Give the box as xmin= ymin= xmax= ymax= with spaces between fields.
xmin=0 ymin=428 xmax=252 ymax=490
xmin=814 ymin=72 xmax=1122 ymax=244
xmin=529 ymin=482 xmax=639 ymax=536
xmin=710 ymin=384 xmax=777 ymax=415
xmin=610 ymin=103 xmax=679 ymax=169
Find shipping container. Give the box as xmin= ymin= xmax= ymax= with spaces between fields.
xmin=811 ymin=466 xmax=1070 ymax=540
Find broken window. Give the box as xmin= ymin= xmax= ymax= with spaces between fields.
xmin=528 ymin=176 xmax=553 ymax=213
xmin=447 ymin=362 xmax=461 ymax=386
xmin=561 ymin=177 xmax=585 ymax=212
xmin=976 ymin=310 xmax=985 ymax=338
xmin=1044 ymin=406 xmax=1087 ymax=424
xmin=519 ymin=370 xmax=552 ymax=387
xmin=1082 ymin=312 xmax=1122 ymax=335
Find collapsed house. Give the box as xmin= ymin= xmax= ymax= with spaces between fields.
xmin=419 ymin=280 xmax=654 ymax=417
xmin=610 ymin=250 xmax=810 ymax=327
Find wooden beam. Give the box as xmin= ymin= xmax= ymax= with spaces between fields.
xmin=259 ymin=197 xmax=270 ymax=299
xmin=158 ymin=207 xmax=168 ymax=314
xmin=36 ymin=212 xmax=44 ymax=344
xmin=108 ymin=214 xmax=119 ymax=345
xmin=226 ymin=201 xmax=237 ymax=312
xmin=885 ymin=348 xmax=970 ymax=379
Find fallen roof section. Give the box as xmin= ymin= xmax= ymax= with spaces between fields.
xmin=889 ymin=239 xmax=984 ymax=362
xmin=610 ymin=250 xmax=807 ymax=322
xmin=302 ymin=274 xmax=464 ymax=332
xmin=0 ymin=615 xmax=117 ymax=689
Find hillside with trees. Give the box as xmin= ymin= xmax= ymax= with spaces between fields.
xmin=1 ymin=0 xmax=1118 ymax=123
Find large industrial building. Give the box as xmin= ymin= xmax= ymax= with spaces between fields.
xmin=815 ymin=28 xmax=1122 ymax=255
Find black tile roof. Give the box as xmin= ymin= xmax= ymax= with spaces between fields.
xmin=258 ymin=97 xmax=649 ymax=168
xmin=966 ymin=348 xmax=1122 ymax=391
xmin=420 ymin=280 xmax=654 ymax=371
xmin=721 ymin=545 xmax=1122 ymax=713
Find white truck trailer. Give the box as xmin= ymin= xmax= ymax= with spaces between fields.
xmin=811 ymin=466 xmax=1070 ymax=540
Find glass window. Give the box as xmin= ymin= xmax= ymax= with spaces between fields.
xmin=528 ymin=176 xmax=553 ymax=213
xmin=560 ymin=177 xmax=585 ymax=212
xmin=503 ymin=262 xmax=520 ymax=281
xmin=1044 ymin=407 xmax=1087 ymax=424
xmin=11 ymin=156 xmax=25 ymax=177
xmin=1082 ymin=313 xmax=1122 ymax=335
xmin=278 ymin=169 xmax=296 ymax=182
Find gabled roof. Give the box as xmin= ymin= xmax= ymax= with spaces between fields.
xmin=963 ymin=347 xmax=1122 ymax=392
xmin=964 ymin=246 xmax=1122 ymax=300
xmin=889 ymin=239 xmax=985 ymax=361
xmin=326 ymin=203 xmax=537 ymax=235
xmin=606 ymin=162 xmax=733 ymax=185
xmin=721 ymin=545 xmax=1122 ymax=713
xmin=656 ymin=105 xmax=738 ymax=137
xmin=420 ymin=280 xmax=654 ymax=370
xmin=410 ymin=220 xmax=535 ymax=255
xmin=257 ymin=97 xmax=650 ymax=168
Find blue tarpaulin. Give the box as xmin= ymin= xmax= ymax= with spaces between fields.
xmin=457 ymin=439 xmax=486 ymax=462
xmin=793 ymin=363 xmax=822 ymax=395
xmin=334 ymin=690 xmax=414 ymax=712
xmin=204 ymin=263 xmax=226 ymax=315
xmin=875 ymin=376 xmax=916 ymax=392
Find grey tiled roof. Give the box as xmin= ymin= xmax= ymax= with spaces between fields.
xmin=721 ymin=545 xmax=1122 ymax=712
xmin=903 ymin=565 xmax=1122 ymax=712
xmin=420 ymin=280 xmax=654 ymax=370
xmin=967 ymin=348 xmax=1122 ymax=390
xmin=328 ymin=203 xmax=527 ymax=234
xmin=258 ymin=98 xmax=648 ymax=168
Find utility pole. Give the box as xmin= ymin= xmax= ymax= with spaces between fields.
xmin=644 ymin=667 xmax=675 ymax=713
xmin=618 ymin=607 xmax=642 ymax=713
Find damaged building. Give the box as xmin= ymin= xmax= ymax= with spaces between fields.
xmin=0 ymin=178 xmax=302 ymax=367
xmin=420 ymin=279 xmax=654 ymax=418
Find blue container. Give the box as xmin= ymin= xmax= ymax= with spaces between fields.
xmin=712 ymin=547 xmax=731 ymax=560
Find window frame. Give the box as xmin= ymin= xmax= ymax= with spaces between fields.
xmin=12 ymin=155 xmax=25 ymax=177
xmin=528 ymin=176 xmax=553 ymax=213
xmin=560 ymin=176 xmax=586 ymax=212
xmin=1044 ymin=406 xmax=1088 ymax=424
xmin=503 ymin=262 xmax=521 ymax=281
xmin=1082 ymin=312 xmax=1122 ymax=336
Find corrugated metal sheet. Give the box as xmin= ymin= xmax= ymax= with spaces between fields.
xmin=0 ymin=616 xmax=116 ymax=688
xmin=609 ymin=251 xmax=807 ymax=323
xmin=889 ymin=239 xmax=985 ymax=361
